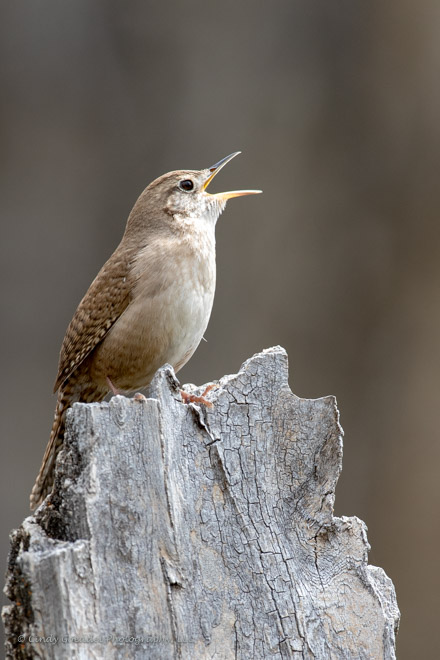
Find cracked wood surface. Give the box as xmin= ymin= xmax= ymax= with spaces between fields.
xmin=3 ymin=347 xmax=399 ymax=659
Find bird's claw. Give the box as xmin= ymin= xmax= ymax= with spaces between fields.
xmin=180 ymin=383 xmax=218 ymax=408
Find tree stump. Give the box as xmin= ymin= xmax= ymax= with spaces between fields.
xmin=2 ymin=347 xmax=399 ymax=659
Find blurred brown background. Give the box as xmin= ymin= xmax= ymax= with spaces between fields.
xmin=1 ymin=1 xmax=439 ymax=657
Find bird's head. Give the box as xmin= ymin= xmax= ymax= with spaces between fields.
xmin=125 ymin=152 xmax=261 ymax=237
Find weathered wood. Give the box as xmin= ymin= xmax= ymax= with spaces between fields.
xmin=3 ymin=347 xmax=399 ymax=659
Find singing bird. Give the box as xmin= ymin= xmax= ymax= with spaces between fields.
xmin=30 ymin=152 xmax=261 ymax=510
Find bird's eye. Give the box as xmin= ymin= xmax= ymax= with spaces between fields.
xmin=179 ymin=179 xmax=194 ymax=192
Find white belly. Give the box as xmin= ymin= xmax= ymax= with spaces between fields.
xmin=90 ymin=232 xmax=216 ymax=391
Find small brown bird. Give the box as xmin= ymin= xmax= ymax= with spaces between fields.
xmin=30 ymin=152 xmax=261 ymax=510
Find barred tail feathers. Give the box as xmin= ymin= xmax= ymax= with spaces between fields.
xmin=30 ymin=389 xmax=70 ymax=510
xmin=30 ymin=382 xmax=107 ymax=510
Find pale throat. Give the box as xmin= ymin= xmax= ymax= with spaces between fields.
xmin=172 ymin=206 xmax=223 ymax=259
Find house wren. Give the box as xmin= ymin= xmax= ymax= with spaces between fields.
xmin=30 ymin=152 xmax=261 ymax=510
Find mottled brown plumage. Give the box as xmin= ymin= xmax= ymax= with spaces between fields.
xmin=30 ymin=153 xmax=261 ymax=509
xmin=54 ymin=250 xmax=134 ymax=392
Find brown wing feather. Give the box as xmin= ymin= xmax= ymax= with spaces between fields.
xmin=54 ymin=247 xmax=136 ymax=392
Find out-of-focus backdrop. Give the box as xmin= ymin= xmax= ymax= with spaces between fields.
xmin=1 ymin=1 xmax=439 ymax=656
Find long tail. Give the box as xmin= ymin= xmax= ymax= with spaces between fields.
xmin=30 ymin=383 xmax=106 ymax=510
xmin=30 ymin=389 xmax=70 ymax=510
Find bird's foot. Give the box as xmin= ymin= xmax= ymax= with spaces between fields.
xmin=133 ymin=392 xmax=147 ymax=402
xmin=180 ymin=383 xmax=217 ymax=408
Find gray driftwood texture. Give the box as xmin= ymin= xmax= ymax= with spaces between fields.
xmin=3 ymin=347 xmax=399 ymax=659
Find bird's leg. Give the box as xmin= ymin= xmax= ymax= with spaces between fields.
xmin=106 ymin=376 xmax=146 ymax=402
xmin=180 ymin=383 xmax=218 ymax=408
xmin=106 ymin=376 xmax=122 ymax=396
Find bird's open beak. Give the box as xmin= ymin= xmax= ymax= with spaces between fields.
xmin=203 ymin=152 xmax=262 ymax=200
